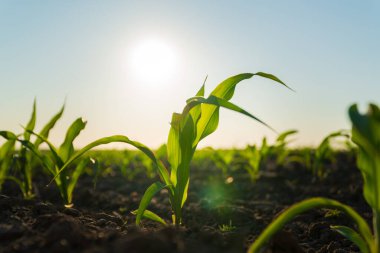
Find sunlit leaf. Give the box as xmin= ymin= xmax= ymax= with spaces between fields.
xmin=248 ymin=197 xmax=372 ymax=253
xmin=136 ymin=181 xmax=167 ymax=225
xmin=24 ymin=99 xmax=36 ymax=141
xmin=56 ymin=135 xmax=170 ymax=185
xmin=132 ymin=209 xmax=167 ymax=225
xmin=349 ymin=104 xmax=380 ymax=213
xmin=35 ymin=104 xmax=64 ymax=148
xmin=59 ymin=118 xmax=87 ymax=162
xmin=331 ymin=225 xmax=369 ymax=253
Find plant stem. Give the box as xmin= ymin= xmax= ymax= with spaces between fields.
xmin=373 ymin=209 xmax=380 ymax=253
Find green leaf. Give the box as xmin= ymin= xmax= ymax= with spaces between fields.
xmin=132 ymin=209 xmax=167 ymax=225
xmin=0 ymin=131 xmax=18 ymax=140
xmin=24 ymin=99 xmax=36 ymax=141
xmin=193 ymin=72 xmax=289 ymax=144
xmin=255 ymin=72 xmax=294 ymax=91
xmin=18 ymin=139 xmax=55 ymax=175
xmin=0 ymin=139 xmax=15 ymax=160
xmin=59 ymin=118 xmax=87 ymax=162
xmin=35 ymin=104 xmax=64 ymax=148
xmin=26 ymin=129 xmax=63 ymax=167
xmin=185 ymin=96 xmax=274 ymax=135
xmin=67 ymin=157 xmax=89 ymax=204
xmin=349 ymin=104 xmax=380 ymax=213
xmin=0 ymin=139 xmax=16 ymax=190
xmin=276 ymin=129 xmax=298 ymax=143
xmin=331 ymin=225 xmax=369 ymax=253
xmin=136 ymin=181 xmax=167 ymax=225
xmin=167 ymin=113 xmax=182 ymax=185
xmin=55 ymin=135 xmax=170 ymax=185
xmin=174 ymin=115 xmax=196 ymax=210
xmin=247 ymin=197 xmax=373 ymax=253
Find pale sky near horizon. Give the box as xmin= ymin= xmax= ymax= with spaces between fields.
xmin=1 ymin=0 xmax=379 ymax=149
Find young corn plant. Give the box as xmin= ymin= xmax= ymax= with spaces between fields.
xmin=134 ymin=72 xmax=291 ymax=226
xmin=312 ymin=129 xmax=350 ymax=178
xmin=235 ymin=136 xmax=271 ymax=182
xmin=239 ymin=143 xmax=266 ymax=182
xmin=207 ymin=147 xmax=236 ymax=178
xmin=248 ymin=104 xmax=380 ymax=253
xmin=0 ymin=100 xmax=64 ymax=199
xmin=2 ymin=113 xmax=162 ymax=207
xmin=0 ymin=138 xmax=16 ymax=192
xmin=271 ymin=129 xmax=298 ymax=166
xmin=28 ymin=118 xmax=167 ymax=207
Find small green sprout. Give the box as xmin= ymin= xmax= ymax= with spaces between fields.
xmin=237 ymin=137 xmax=270 ymax=182
xmin=271 ymin=129 xmax=298 ymax=166
xmin=240 ymin=144 xmax=264 ymax=182
xmin=219 ymin=220 xmax=236 ymax=232
xmin=248 ymin=104 xmax=380 ymax=253
xmin=324 ymin=208 xmax=342 ymax=218
xmin=313 ymin=129 xmax=350 ymax=178
xmin=0 ymin=138 xmax=16 ymax=192
xmin=207 ymin=147 xmax=236 ymax=177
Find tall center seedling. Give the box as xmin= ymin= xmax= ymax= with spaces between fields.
xmin=135 ymin=72 xmax=291 ymax=226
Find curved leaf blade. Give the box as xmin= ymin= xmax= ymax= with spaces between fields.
xmin=0 ymin=131 xmax=17 ymax=140
xmin=255 ymin=72 xmax=294 ymax=91
xmin=35 ymin=104 xmax=64 ymax=148
xmin=59 ymin=118 xmax=87 ymax=162
xmin=349 ymin=104 xmax=380 ymax=212
xmin=55 ymin=135 xmax=170 ymax=185
xmin=24 ymin=99 xmax=36 ymax=141
xmin=67 ymin=157 xmax=89 ymax=204
xmin=26 ymin=129 xmax=63 ymax=167
xmin=331 ymin=225 xmax=369 ymax=253
xmin=136 ymin=181 xmax=167 ymax=225
xmin=248 ymin=197 xmax=373 ymax=253
xmin=132 ymin=209 xmax=167 ymax=226
xmin=185 ymin=96 xmax=274 ymax=135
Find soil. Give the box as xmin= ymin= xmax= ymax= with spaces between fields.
xmin=0 ymin=152 xmax=370 ymax=253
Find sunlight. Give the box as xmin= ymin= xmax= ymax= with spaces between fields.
xmin=129 ymin=38 xmax=177 ymax=86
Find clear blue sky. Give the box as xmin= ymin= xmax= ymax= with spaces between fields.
xmin=1 ymin=0 xmax=379 ymax=148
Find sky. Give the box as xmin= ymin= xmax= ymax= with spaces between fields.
xmin=1 ymin=0 xmax=379 ymax=149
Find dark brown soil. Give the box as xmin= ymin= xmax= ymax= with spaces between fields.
xmin=0 ymin=152 xmax=370 ymax=253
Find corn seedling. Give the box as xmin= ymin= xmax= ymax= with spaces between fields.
xmin=236 ymin=130 xmax=297 ymax=182
xmin=2 ymin=111 xmax=162 ymax=207
xmin=248 ymin=104 xmax=380 ymax=253
xmin=0 ymin=100 xmax=64 ymax=199
xmin=312 ymin=129 xmax=350 ymax=178
xmin=134 ymin=72 xmax=291 ymax=226
xmin=31 ymin=118 xmax=167 ymax=207
xmin=219 ymin=220 xmax=237 ymax=232
xmin=207 ymin=147 xmax=236 ymax=177
xmin=240 ymin=144 xmax=264 ymax=181
xmin=271 ymin=129 xmax=298 ymax=166
xmin=235 ymin=137 xmax=270 ymax=182
xmin=0 ymin=138 xmax=16 ymax=192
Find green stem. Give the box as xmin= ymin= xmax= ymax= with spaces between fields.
xmin=373 ymin=209 xmax=380 ymax=253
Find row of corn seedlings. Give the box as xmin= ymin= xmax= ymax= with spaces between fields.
xmin=0 ymin=72 xmax=376 ymax=253
xmin=0 ymin=72 xmax=290 ymax=225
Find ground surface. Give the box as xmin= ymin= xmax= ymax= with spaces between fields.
xmin=0 ymin=152 xmax=370 ymax=253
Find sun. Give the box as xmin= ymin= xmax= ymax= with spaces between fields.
xmin=129 ymin=38 xmax=177 ymax=85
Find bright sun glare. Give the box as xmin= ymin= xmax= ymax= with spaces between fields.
xmin=129 ymin=39 xmax=177 ymax=85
